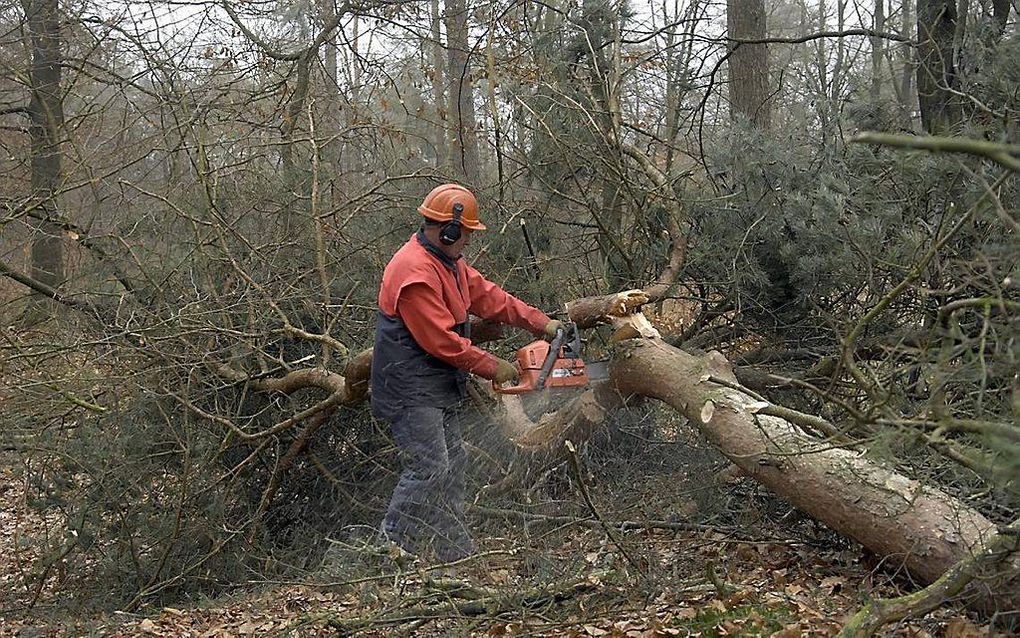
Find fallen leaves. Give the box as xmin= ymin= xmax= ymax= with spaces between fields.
xmin=0 ymin=453 xmax=1005 ymax=638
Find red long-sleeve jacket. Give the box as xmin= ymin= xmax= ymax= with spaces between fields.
xmin=377 ymin=233 xmax=550 ymax=379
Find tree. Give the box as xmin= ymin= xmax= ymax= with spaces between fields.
xmin=916 ymin=0 xmax=961 ymax=132
xmin=445 ymin=0 xmax=480 ymax=184
xmin=0 ymin=0 xmax=1017 ymax=630
xmin=896 ymin=0 xmax=920 ymax=129
xmin=870 ymin=0 xmax=885 ymax=101
xmin=23 ymin=0 xmax=63 ymax=290
xmin=727 ymin=0 xmax=771 ymax=129
xmin=429 ymin=0 xmax=447 ymax=170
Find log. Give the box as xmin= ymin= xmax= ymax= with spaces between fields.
xmin=237 ymin=293 xmax=1020 ymax=614
xmin=608 ymin=338 xmax=1020 ymax=612
xmin=566 ymin=289 xmax=656 ymax=331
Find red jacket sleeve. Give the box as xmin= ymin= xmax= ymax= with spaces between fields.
xmin=463 ymin=264 xmax=550 ymax=335
xmin=396 ymin=282 xmax=501 ymax=379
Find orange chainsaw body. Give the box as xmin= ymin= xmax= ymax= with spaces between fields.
xmin=494 ymin=338 xmax=590 ymax=394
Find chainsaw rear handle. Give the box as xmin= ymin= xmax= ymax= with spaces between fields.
xmin=492 ymin=357 xmax=533 ymax=394
xmin=491 ymin=377 xmax=531 ymax=394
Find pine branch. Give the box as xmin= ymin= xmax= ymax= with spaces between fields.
xmin=852 ymin=132 xmax=1020 ymax=172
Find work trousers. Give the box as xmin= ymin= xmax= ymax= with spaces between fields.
xmin=381 ymin=405 xmax=475 ymax=562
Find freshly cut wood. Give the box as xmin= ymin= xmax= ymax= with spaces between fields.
xmin=566 ymin=289 xmax=656 ymax=330
xmin=491 ymin=380 xmax=625 ymax=449
xmin=497 ymin=390 xmax=605 ymax=449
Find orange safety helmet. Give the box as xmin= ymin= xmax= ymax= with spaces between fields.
xmin=417 ymin=184 xmax=486 ymax=231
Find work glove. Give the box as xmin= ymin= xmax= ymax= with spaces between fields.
xmin=543 ymin=319 xmax=564 ymax=340
xmin=493 ymin=358 xmax=519 ymax=384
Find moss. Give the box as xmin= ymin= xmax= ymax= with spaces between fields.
xmin=671 ymin=602 xmax=795 ymax=637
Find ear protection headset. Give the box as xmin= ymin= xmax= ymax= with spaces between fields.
xmin=439 ymin=202 xmax=465 ymax=246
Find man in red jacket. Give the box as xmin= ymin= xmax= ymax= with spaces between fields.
xmin=371 ymin=183 xmax=561 ymax=562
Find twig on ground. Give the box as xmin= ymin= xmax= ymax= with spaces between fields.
xmin=837 ymin=517 xmax=1020 ymax=638
xmin=705 ymin=560 xmax=734 ymax=597
xmin=474 ymin=505 xmax=723 ymax=535
xmin=310 ymin=580 xmax=595 ymax=635
xmin=564 ymin=440 xmax=642 ymax=572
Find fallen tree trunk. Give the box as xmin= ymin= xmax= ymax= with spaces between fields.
xmin=205 ymin=290 xmax=1020 ymax=613
xmin=608 ymin=338 xmax=1020 ymax=613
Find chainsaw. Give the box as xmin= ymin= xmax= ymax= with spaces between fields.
xmin=493 ymin=322 xmax=608 ymax=395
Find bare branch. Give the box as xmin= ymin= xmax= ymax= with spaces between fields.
xmin=852 ymin=132 xmax=1020 ymax=172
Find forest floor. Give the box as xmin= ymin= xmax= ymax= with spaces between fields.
xmin=0 ymin=447 xmax=1007 ymax=638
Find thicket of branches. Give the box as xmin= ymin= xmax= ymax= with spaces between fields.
xmin=1 ymin=0 xmax=1016 ymax=616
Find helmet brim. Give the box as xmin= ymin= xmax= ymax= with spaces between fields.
xmin=419 ymin=205 xmax=486 ymax=231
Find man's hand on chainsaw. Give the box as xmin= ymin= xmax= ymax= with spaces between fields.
xmin=493 ymin=358 xmax=519 ymax=384
xmin=543 ymin=319 xmax=563 ymax=341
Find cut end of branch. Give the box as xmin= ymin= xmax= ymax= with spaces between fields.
xmin=700 ymin=400 xmax=716 ymax=424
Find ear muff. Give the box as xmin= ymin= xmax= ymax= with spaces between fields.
xmin=440 ymin=202 xmax=464 ymax=246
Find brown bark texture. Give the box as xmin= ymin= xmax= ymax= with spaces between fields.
xmin=916 ymin=0 xmax=961 ymax=133
xmin=608 ymin=338 xmax=1020 ymax=612
xmin=444 ymin=0 xmax=481 ymax=185
xmin=24 ymin=0 xmax=64 ymax=288
xmin=726 ymin=0 xmax=771 ymax=129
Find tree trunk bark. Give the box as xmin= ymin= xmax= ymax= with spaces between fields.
xmin=430 ymin=0 xmax=448 ymax=171
xmin=871 ymin=0 xmax=885 ymax=101
xmin=830 ymin=0 xmax=848 ymax=125
xmin=813 ymin=0 xmax=831 ymax=145
xmin=917 ymin=0 xmax=961 ymax=133
xmin=608 ymin=338 xmax=1020 ymax=613
xmin=898 ymin=0 xmax=921 ymax=130
xmin=991 ymin=0 xmax=1010 ymax=39
xmin=726 ymin=0 xmax=771 ymax=129
xmin=444 ymin=0 xmax=481 ymax=185
xmin=23 ymin=0 xmax=64 ymax=289
xmin=320 ymin=0 xmax=338 ymax=92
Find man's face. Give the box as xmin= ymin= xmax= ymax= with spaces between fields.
xmin=442 ymin=226 xmax=473 ymax=258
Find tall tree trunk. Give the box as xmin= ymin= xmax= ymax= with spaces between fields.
xmin=350 ymin=14 xmax=361 ymax=105
xmin=726 ymin=0 xmax=771 ymax=129
xmin=832 ymin=0 xmax=847 ymax=111
xmin=23 ymin=0 xmax=64 ymax=289
xmin=430 ymin=0 xmax=448 ymax=171
xmin=916 ymin=0 xmax=961 ymax=133
xmin=444 ymin=0 xmax=481 ymax=185
xmin=320 ymin=0 xmax=338 ymax=91
xmin=898 ymin=0 xmax=921 ymax=129
xmin=991 ymin=0 xmax=1010 ymax=38
xmin=871 ymin=0 xmax=885 ymax=101
xmin=317 ymin=0 xmax=342 ymax=200
xmin=813 ymin=0 xmax=831 ymax=145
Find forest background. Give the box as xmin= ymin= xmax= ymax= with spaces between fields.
xmin=1 ymin=0 xmax=1018 ymax=635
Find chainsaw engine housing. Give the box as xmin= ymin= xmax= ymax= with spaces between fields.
xmin=494 ymin=323 xmax=592 ymax=395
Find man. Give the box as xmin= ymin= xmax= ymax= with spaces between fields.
xmin=371 ymin=183 xmax=561 ymax=562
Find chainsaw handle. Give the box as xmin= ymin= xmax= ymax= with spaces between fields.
xmin=492 ymin=379 xmax=530 ymax=394
xmin=492 ymin=360 xmax=526 ymax=394
xmin=535 ymin=327 xmax=567 ymax=389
